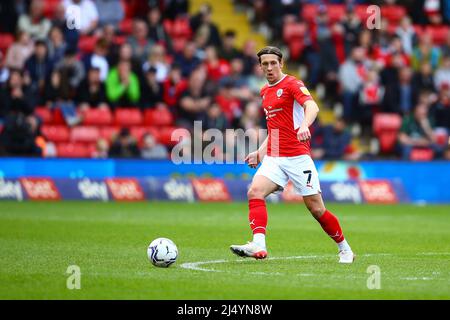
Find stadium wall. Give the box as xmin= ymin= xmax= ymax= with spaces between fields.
xmin=0 ymin=158 xmax=449 ymax=203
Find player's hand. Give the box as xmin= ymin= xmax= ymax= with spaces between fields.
xmin=245 ymin=151 xmax=260 ymax=169
xmin=297 ymin=125 xmax=311 ymax=142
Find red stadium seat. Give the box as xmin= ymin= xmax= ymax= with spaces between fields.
xmin=42 ymin=125 xmax=70 ymax=143
xmin=302 ymin=4 xmax=317 ymax=23
xmin=381 ymin=5 xmax=406 ymax=25
xmin=56 ymin=143 xmax=92 ymax=158
xmin=71 ymin=126 xmax=100 ymax=143
xmin=130 ymin=126 xmax=159 ymax=142
xmin=119 ymin=19 xmax=133 ymax=35
xmin=43 ymin=0 xmax=61 ymax=19
xmin=426 ymin=25 xmax=450 ymax=45
xmin=0 ymin=33 xmax=14 ymax=54
xmin=35 ymin=107 xmax=53 ymax=124
xmin=81 ymin=108 xmax=113 ymax=126
xmin=283 ymin=22 xmax=306 ymax=43
xmin=171 ymin=17 xmax=192 ymax=38
xmin=355 ymin=4 xmax=371 ymax=23
xmin=78 ymin=36 xmax=98 ymax=54
xmin=410 ymin=148 xmax=434 ymax=161
xmin=114 ymin=108 xmax=143 ymax=126
xmin=157 ymin=126 xmax=187 ymax=147
xmin=144 ymin=108 xmax=174 ymax=127
xmin=99 ymin=126 xmax=120 ymax=142
xmin=327 ymin=4 xmax=345 ymax=24
xmin=373 ymin=113 xmax=403 ymax=153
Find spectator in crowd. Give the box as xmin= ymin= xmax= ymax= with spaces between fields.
xmin=108 ymin=127 xmax=140 ymax=158
xmin=94 ymin=0 xmax=124 ymax=27
xmin=5 ymin=31 xmax=34 ymax=70
xmin=358 ymin=69 xmax=385 ymax=135
xmin=338 ymin=46 xmax=366 ymax=122
xmin=24 ymin=40 xmax=54 ymax=105
xmin=434 ymin=55 xmax=450 ymax=90
xmin=162 ymin=64 xmax=188 ymax=109
xmin=146 ymin=6 xmax=173 ymax=53
xmin=204 ymin=46 xmax=231 ymax=83
xmin=140 ymin=66 xmax=163 ymax=108
xmin=76 ymin=66 xmax=108 ymax=110
xmin=219 ymin=30 xmax=243 ymax=62
xmin=384 ymin=66 xmax=416 ymax=114
xmin=141 ymin=133 xmax=168 ymax=159
xmin=63 ymin=0 xmax=99 ymax=35
xmin=247 ymin=62 xmax=266 ymax=96
xmin=112 ymin=43 xmax=142 ymax=76
xmin=431 ymin=86 xmax=450 ymax=131
xmin=0 ymin=0 xmax=19 ymax=33
xmin=413 ymin=61 xmax=436 ymax=93
xmin=142 ymin=44 xmax=169 ymax=83
xmin=239 ymin=100 xmax=262 ymax=131
xmin=0 ymin=52 xmax=10 ymax=86
xmin=92 ymin=138 xmax=109 ymax=158
xmin=312 ymin=118 xmax=353 ymax=160
xmin=0 ymin=112 xmax=42 ymax=156
xmin=398 ymin=103 xmax=443 ymax=159
xmin=395 ymin=16 xmax=417 ymax=56
xmin=127 ymin=18 xmax=154 ymax=64
xmin=47 ymin=26 xmax=68 ymax=66
xmin=177 ymin=67 xmax=211 ymax=129
xmin=412 ymin=33 xmax=442 ymax=71
xmin=101 ymin=24 xmax=121 ymax=65
xmin=341 ymin=4 xmax=362 ymax=58
xmin=82 ymin=39 xmax=109 ymax=82
xmin=441 ymin=31 xmax=450 ymax=57
xmin=162 ymin=0 xmax=189 ymax=20
xmin=175 ymin=42 xmax=202 ymax=78
xmin=204 ymin=103 xmax=229 ymax=131
xmin=106 ymin=60 xmax=140 ymax=107
xmin=215 ymin=80 xmax=242 ymax=127
xmin=52 ymin=3 xmax=79 ymax=52
xmin=0 ymin=69 xmax=34 ymax=117
xmin=240 ymin=40 xmax=258 ymax=76
xmin=17 ymin=0 xmax=52 ymax=40
xmin=190 ymin=4 xmax=222 ymax=48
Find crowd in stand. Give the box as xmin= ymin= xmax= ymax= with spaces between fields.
xmin=0 ymin=0 xmax=449 ymax=161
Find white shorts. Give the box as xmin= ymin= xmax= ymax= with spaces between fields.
xmin=255 ymin=155 xmax=321 ymax=196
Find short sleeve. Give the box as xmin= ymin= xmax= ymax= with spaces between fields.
xmin=288 ymin=79 xmax=314 ymax=106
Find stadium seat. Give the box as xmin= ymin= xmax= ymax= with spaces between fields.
xmin=301 ymin=4 xmax=317 ymax=23
xmin=119 ymin=19 xmax=133 ymax=35
xmin=170 ymin=17 xmax=192 ymax=38
xmin=426 ymin=25 xmax=450 ymax=45
xmin=144 ymin=108 xmax=174 ymax=127
xmin=71 ymin=126 xmax=100 ymax=143
xmin=99 ymin=126 xmax=120 ymax=142
xmin=373 ymin=113 xmax=403 ymax=153
xmin=43 ymin=0 xmax=61 ymax=19
xmin=410 ymin=148 xmax=434 ymax=161
xmin=0 ymin=33 xmax=14 ymax=54
xmin=130 ymin=126 xmax=159 ymax=143
xmin=56 ymin=142 xmax=92 ymax=158
xmin=35 ymin=107 xmax=53 ymax=124
xmin=114 ymin=108 xmax=143 ymax=126
xmin=355 ymin=4 xmax=371 ymax=23
xmin=381 ymin=5 xmax=406 ymax=25
xmin=283 ymin=22 xmax=306 ymax=43
xmin=78 ymin=36 xmax=98 ymax=54
xmin=327 ymin=4 xmax=346 ymax=24
xmin=81 ymin=108 xmax=113 ymax=126
xmin=158 ymin=126 xmax=186 ymax=147
xmin=42 ymin=125 xmax=70 ymax=143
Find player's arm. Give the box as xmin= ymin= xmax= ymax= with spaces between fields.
xmin=245 ymin=136 xmax=268 ymax=169
xmin=297 ymin=100 xmax=319 ymax=141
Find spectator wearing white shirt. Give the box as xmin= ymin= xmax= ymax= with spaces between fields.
xmin=63 ymin=0 xmax=99 ymax=35
xmin=434 ymin=55 xmax=450 ymax=90
xmin=17 ymin=0 xmax=52 ymax=40
xmin=82 ymin=39 xmax=109 ymax=81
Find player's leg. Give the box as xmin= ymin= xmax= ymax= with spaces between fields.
xmin=302 ymin=194 xmax=354 ymax=263
xmin=282 ymin=155 xmax=355 ymax=263
xmin=230 ymin=157 xmax=287 ymax=259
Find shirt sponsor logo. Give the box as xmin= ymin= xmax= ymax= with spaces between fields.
xmin=359 ymin=180 xmax=398 ymax=203
xmin=0 ymin=179 xmax=23 ymax=201
xmin=329 ymin=182 xmax=362 ymax=203
xmin=106 ymin=178 xmax=145 ymax=201
xmin=300 ymin=86 xmax=311 ymax=96
xmin=163 ymin=179 xmax=195 ymax=202
xmin=78 ymin=179 xmax=109 ymax=201
xmin=191 ymin=178 xmax=231 ymax=202
xmin=20 ymin=178 xmax=60 ymax=201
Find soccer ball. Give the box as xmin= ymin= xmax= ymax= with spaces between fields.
xmin=147 ymin=238 xmax=178 ymax=268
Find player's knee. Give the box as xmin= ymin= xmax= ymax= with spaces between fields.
xmin=308 ymin=206 xmax=326 ymax=220
xmin=247 ymin=186 xmax=265 ymax=199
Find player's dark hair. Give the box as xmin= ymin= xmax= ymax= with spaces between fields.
xmin=257 ymin=46 xmax=283 ymax=63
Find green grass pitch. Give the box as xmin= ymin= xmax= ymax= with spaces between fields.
xmin=0 ymin=201 xmax=449 ymax=299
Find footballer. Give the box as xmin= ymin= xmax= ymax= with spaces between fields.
xmin=230 ymin=46 xmax=355 ymax=264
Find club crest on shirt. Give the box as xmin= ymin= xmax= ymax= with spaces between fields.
xmin=276 ymin=89 xmax=283 ymax=98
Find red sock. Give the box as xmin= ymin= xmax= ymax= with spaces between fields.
xmin=248 ymin=199 xmax=268 ymax=234
xmin=318 ymin=210 xmax=344 ymax=243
